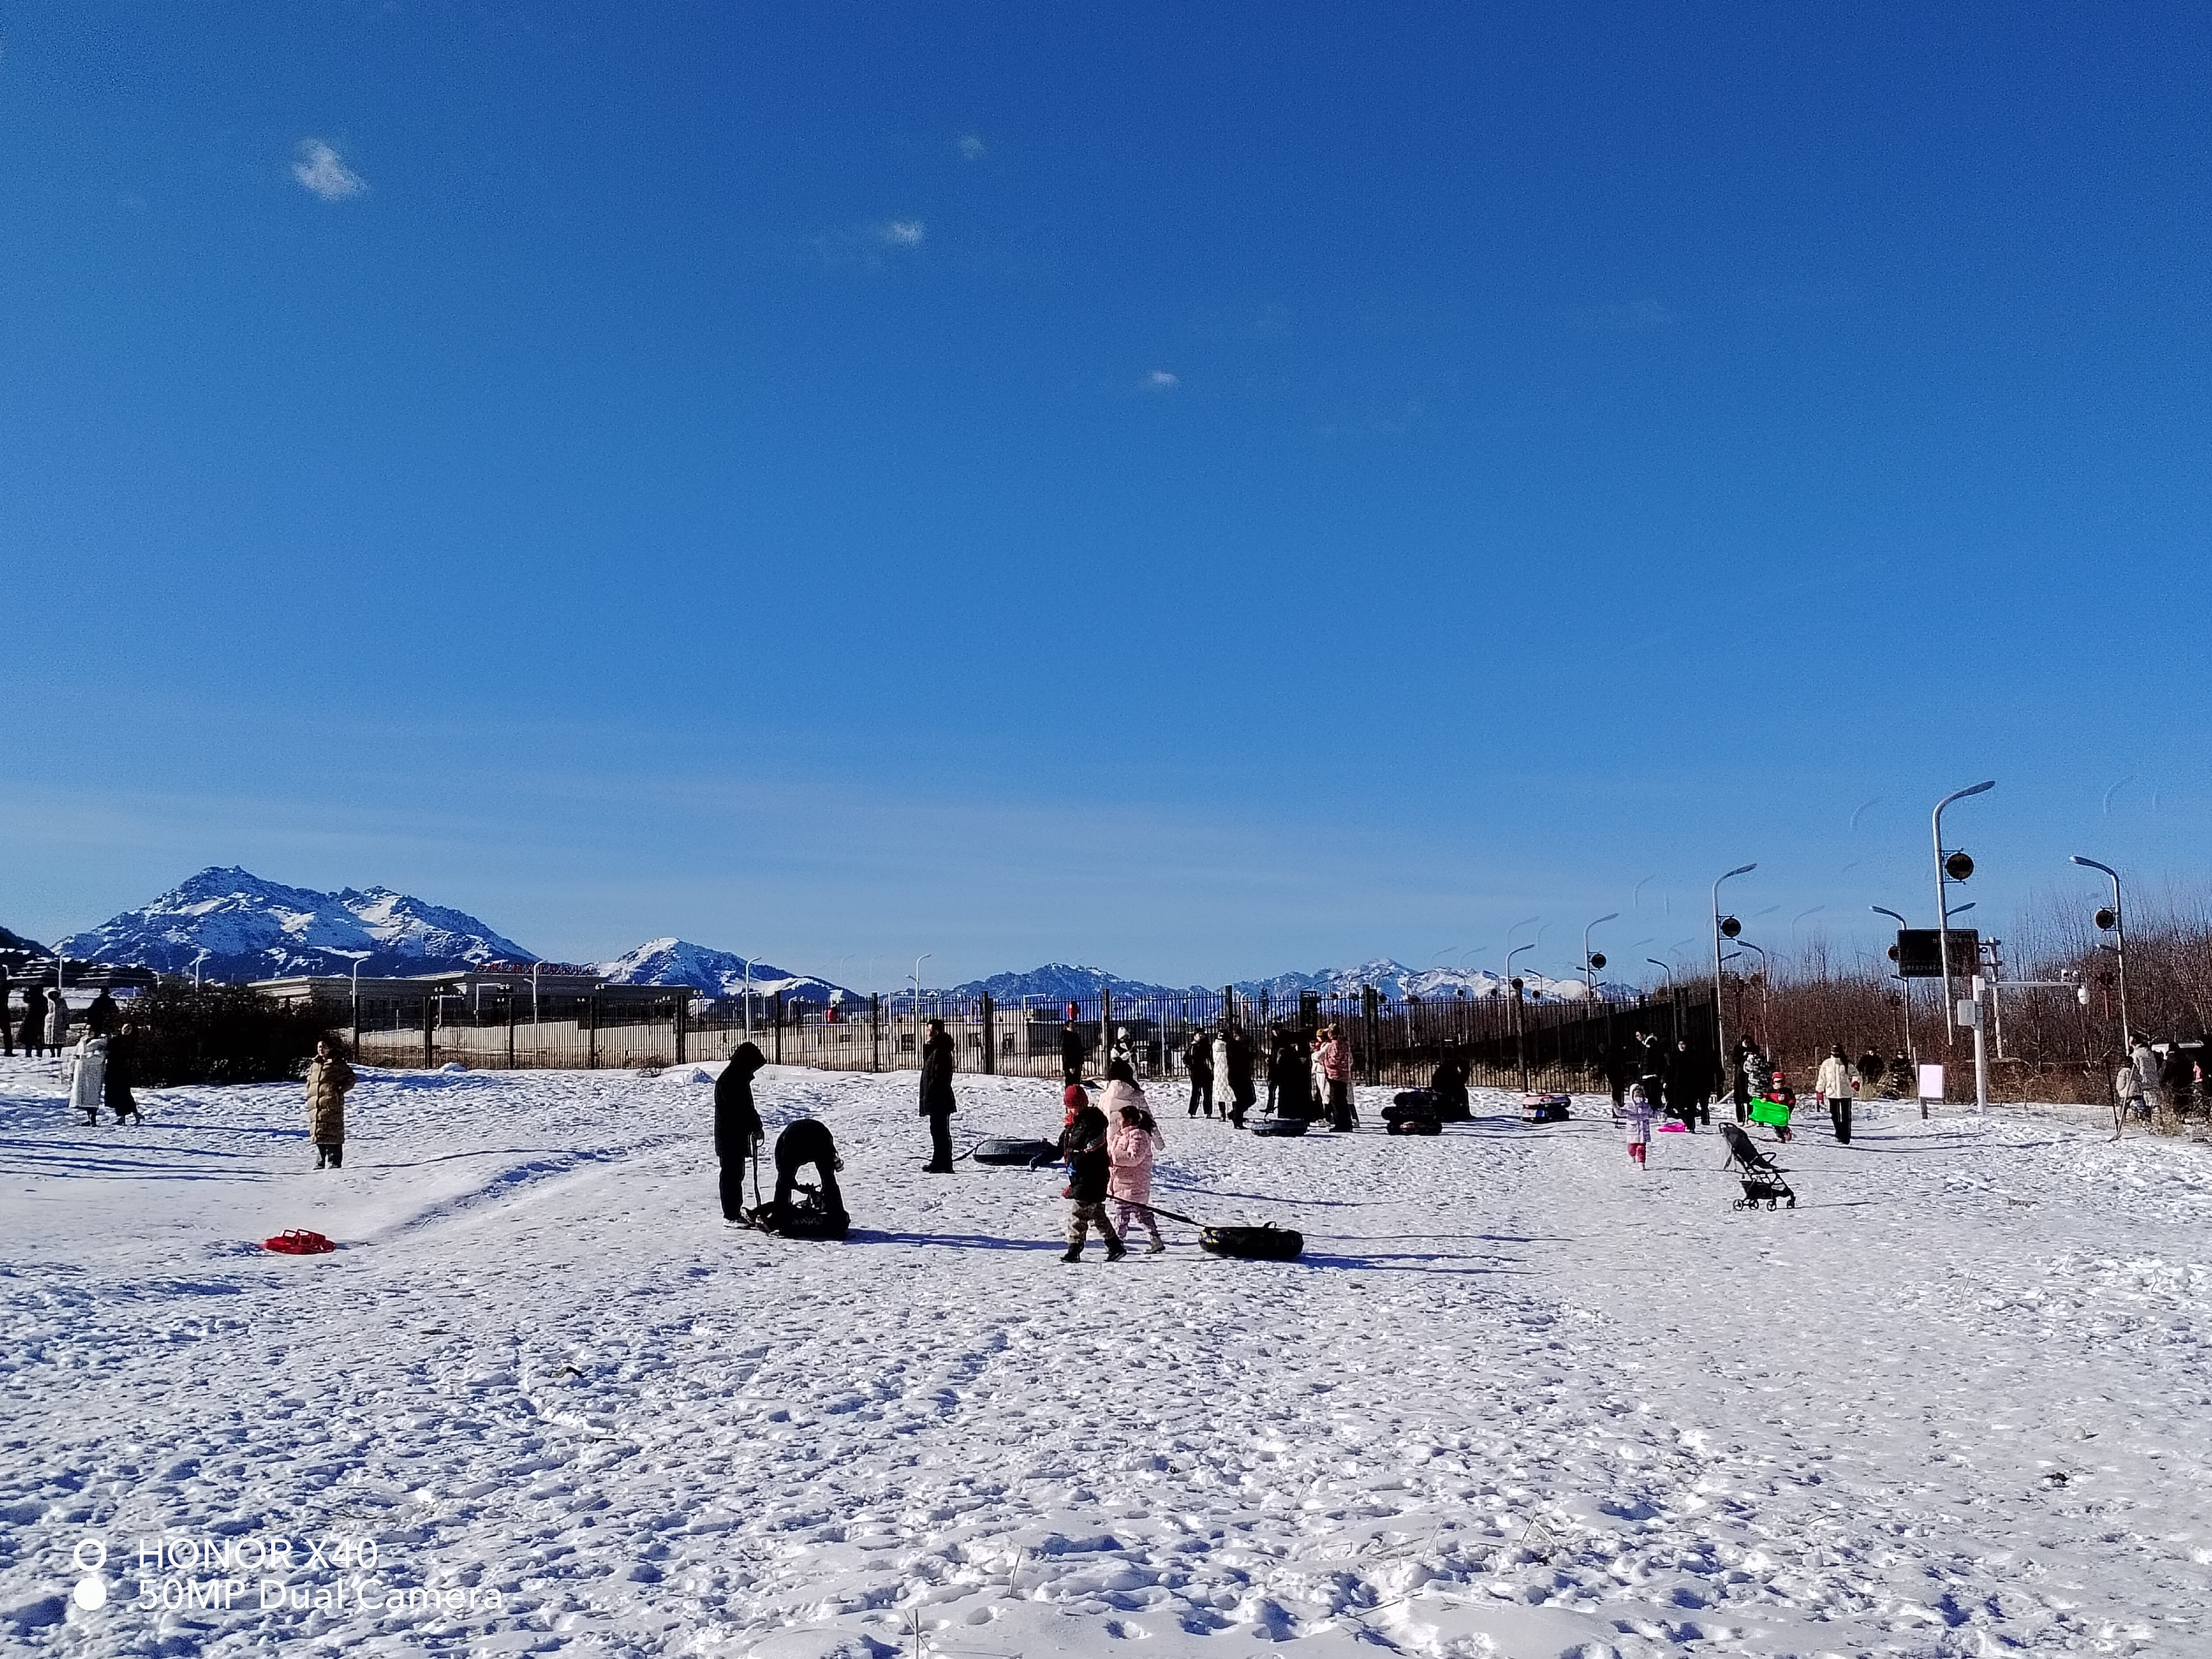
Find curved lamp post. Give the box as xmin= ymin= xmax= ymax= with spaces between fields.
xmin=2070 ymin=854 xmax=2132 ymax=1051
xmin=1583 ymin=912 xmax=1618 ymax=1003
xmin=1932 ymin=780 xmax=1995 ymax=1038
xmin=1711 ymin=864 xmax=1756 ymax=1086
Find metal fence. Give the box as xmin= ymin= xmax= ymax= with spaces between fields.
xmin=339 ymin=982 xmax=1718 ymax=1094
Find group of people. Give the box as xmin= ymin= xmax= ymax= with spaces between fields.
xmin=1179 ymin=1021 xmax=1354 ymax=1131
xmin=23 ymin=987 xmax=146 ymax=1128
xmin=1057 ymin=1059 xmax=1168 ymax=1262
xmin=10 ymin=977 xmax=77 ymax=1058
xmin=1724 ymin=1037 xmax=1901 ymax=1147
xmin=2115 ymin=1037 xmax=2210 ymax=1122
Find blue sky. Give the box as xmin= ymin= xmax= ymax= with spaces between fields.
xmin=3 ymin=2 xmax=2208 ymax=989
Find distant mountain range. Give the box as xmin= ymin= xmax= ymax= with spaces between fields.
xmin=46 ymin=869 xmax=1633 ymax=1004
xmin=595 ymin=938 xmax=850 ymax=1003
xmin=56 ymin=867 xmax=536 ymax=982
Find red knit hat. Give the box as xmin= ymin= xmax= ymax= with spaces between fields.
xmin=1063 ymin=1083 xmax=1087 ymax=1109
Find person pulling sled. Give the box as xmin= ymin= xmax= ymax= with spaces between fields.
xmin=1060 ymin=1089 xmax=1125 ymax=1262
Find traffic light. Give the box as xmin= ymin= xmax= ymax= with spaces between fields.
xmin=1719 ymin=916 xmax=1742 ymax=938
xmin=1588 ymin=952 xmax=1607 ymax=970
xmin=1944 ymin=851 xmax=1975 ymax=882
xmin=1886 ymin=945 xmax=1900 ymax=962
xmin=2094 ymin=907 xmax=2117 ymax=931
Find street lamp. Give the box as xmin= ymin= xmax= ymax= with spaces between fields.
xmin=2070 ymin=854 xmax=2132 ymax=1052
xmin=913 ymin=954 xmax=931 ymax=1026
xmin=1647 ymin=957 xmax=1673 ymax=990
xmin=740 ymin=957 xmax=756 ymax=1040
xmin=1711 ymin=863 xmax=1756 ymax=1087
xmin=1736 ymin=940 xmax=1769 ymax=1037
xmin=1932 ymin=780 xmax=1995 ymax=1038
xmin=1583 ymin=913 xmax=1618 ymax=1003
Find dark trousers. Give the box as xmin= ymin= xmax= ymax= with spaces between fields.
xmin=774 ymin=1158 xmax=844 ymax=1217
xmin=719 ymin=1157 xmax=750 ymax=1219
xmin=315 ymin=1142 xmax=344 ymax=1169
xmin=1229 ymin=1083 xmax=1253 ymax=1127
xmin=1189 ymin=1073 xmax=1213 ymax=1116
xmin=1327 ymin=1078 xmax=1353 ymax=1130
xmin=926 ymin=1111 xmax=954 ymax=1170
xmin=1830 ymin=1098 xmax=1852 ymax=1144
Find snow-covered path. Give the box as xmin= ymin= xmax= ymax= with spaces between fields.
xmin=2 ymin=1056 xmax=2208 ymax=1657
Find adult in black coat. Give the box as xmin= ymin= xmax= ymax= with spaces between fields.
xmin=2160 ymin=1043 xmax=2196 ymax=1117
xmin=1223 ymin=1028 xmax=1257 ymax=1127
xmin=19 ymin=989 xmax=45 ymax=1057
xmin=770 ymin=1116 xmax=845 ymax=1223
xmin=105 ymin=1023 xmax=141 ymax=1122
xmin=920 ymin=1019 xmax=958 ymax=1171
xmin=85 ymin=990 xmax=122 ymax=1038
xmin=1429 ymin=1048 xmax=1472 ymax=1120
xmin=714 ymin=1042 xmax=767 ymax=1221
xmin=1184 ymin=1034 xmax=1214 ymax=1117
xmin=1059 ymin=1018 xmax=1087 ymax=1089
xmin=1267 ymin=1027 xmax=1313 ymax=1121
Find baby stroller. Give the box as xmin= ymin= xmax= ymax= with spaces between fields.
xmin=1720 ymin=1123 xmax=1796 ymax=1210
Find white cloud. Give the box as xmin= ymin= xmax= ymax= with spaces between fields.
xmin=957 ymin=133 xmax=987 ymax=161
xmin=1147 ymin=369 xmax=1179 ymax=389
xmin=292 ymin=138 xmax=366 ymax=202
xmin=879 ymin=218 xmax=926 ymax=247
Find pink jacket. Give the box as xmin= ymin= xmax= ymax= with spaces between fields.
xmin=1106 ymin=1120 xmax=1163 ymax=1203
xmin=1318 ymin=1037 xmax=1349 ymax=1082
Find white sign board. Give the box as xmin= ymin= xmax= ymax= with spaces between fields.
xmin=1917 ymin=1063 xmax=1945 ymax=1101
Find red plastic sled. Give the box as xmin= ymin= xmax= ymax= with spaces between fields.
xmin=263 ymin=1229 xmax=336 ymax=1255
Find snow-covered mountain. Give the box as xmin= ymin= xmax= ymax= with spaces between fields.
xmin=55 ymin=867 xmax=537 ymax=982
xmin=946 ymin=957 xmax=1635 ymax=1007
xmin=596 ymin=939 xmax=852 ymax=1003
xmin=0 ymin=923 xmax=46 ymax=957
xmin=1232 ymin=957 xmax=1628 ymax=1004
xmin=948 ymin=963 xmax=1208 ymax=1004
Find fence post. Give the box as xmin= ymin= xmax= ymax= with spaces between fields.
xmin=588 ymin=994 xmax=599 ymax=1070
xmin=1102 ymin=986 xmax=1112 ymax=1073
xmin=981 ymin=992 xmax=995 ymax=1074
xmin=422 ymin=995 xmax=435 ymax=1069
xmin=871 ymin=993 xmax=881 ymax=1074
xmin=1362 ymin=984 xmax=1380 ymax=1084
xmin=675 ymin=995 xmax=686 ymax=1065
xmin=506 ymin=988 xmax=516 ymax=1069
xmin=773 ymin=990 xmax=784 ymax=1065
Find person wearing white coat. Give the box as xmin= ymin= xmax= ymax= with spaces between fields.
xmin=1622 ymin=1082 xmax=1654 ymax=1168
xmin=1813 ymin=1046 xmax=1856 ymax=1145
xmin=68 ymin=1034 xmax=109 ymax=1125
xmin=44 ymin=987 xmax=70 ymax=1055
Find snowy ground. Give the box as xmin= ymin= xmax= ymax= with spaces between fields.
xmin=2 ymin=1056 xmax=2209 ymax=1658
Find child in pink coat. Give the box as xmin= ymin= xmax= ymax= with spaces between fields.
xmin=1623 ymin=1081 xmax=1654 ymax=1168
xmin=1103 ymin=1062 xmax=1167 ymax=1253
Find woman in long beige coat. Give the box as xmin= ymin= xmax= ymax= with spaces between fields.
xmin=305 ymin=1038 xmax=357 ymax=1170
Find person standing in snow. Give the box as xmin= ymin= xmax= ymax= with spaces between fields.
xmin=2114 ymin=1056 xmax=2148 ymax=1128
xmin=714 ymin=1040 xmax=767 ymax=1220
xmin=85 ymin=989 xmax=121 ymax=1038
xmin=1103 ymin=1060 xmax=1166 ymax=1253
xmin=1815 ymin=1044 xmax=1856 ymax=1145
xmin=0 ymin=972 xmax=11 ymax=1057
xmin=1184 ymin=1031 xmax=1215 ymax=1117
xmin=2129 ymin=1038 xmax=2159 ymax=1115
xmin=1225 ymin=1026 xmax=1257 ymax=1127
xmin=920 ymin=1017 xmax=958 ymax=1172
xmin=44 ymin=987 xmax=70 ymax=1057
xmin=68 ymin=1033 xmax=108 ymax=1125
xmin=1059 ymin=1011 xmax=1088 ymax=1090
xmin=1318 ymin=1025 xmax=1354 ymax=1131
xmin=1622 ymin=1081 xmax=1654 ymax=1168
xmin=17 ymin=983 xmax=45 ymax=1057
xmin=106 ymin=1021 xmax=141 ymax=1123
xmin=304 ymin=1036 xmax=356 ymax=1170
xmin=1211 ymin=1028 xmax=1233 ymax=1121
xmin=1059 ymin=1092 xmax=1125 ymax=1263
xmin=2159 ymin=1043 xmax=2195 ymax=1121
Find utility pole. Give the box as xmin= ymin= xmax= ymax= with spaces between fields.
xmin=2070 ymin=855 xmax=2132 ymax=1054
xmin=1711 ymin=864 xmax=1756 ymax=1092
xmin=1932 ymin=780 xmax=1995 ymax=1041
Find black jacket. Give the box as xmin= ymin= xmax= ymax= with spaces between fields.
xmin=1061 ymin=1105 xmax=1111 ymax=1202
xmin=1060 ymin=1024 xmax=1087 ymax=1072
xmin=86 ymin=992 xmax=122 ymax=1037
xmin=714 ymin=1042 xmax=766 ymax=1159
xmin=1224 ymin=1030 xmax=1255 ymax=1093
xmin=920 ymin=1031 xmax=958 ymax=1115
